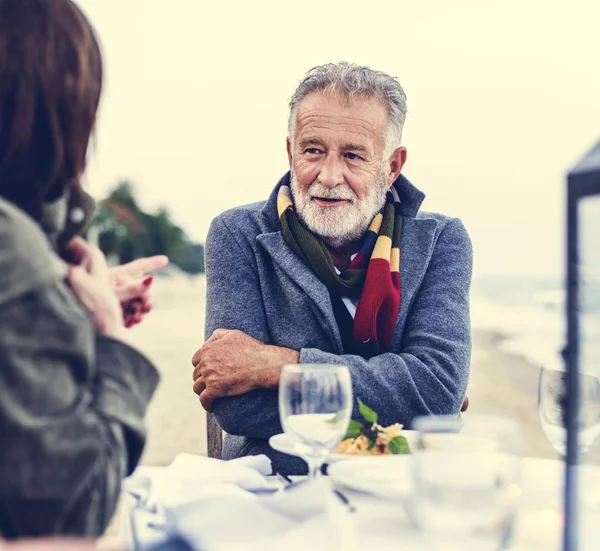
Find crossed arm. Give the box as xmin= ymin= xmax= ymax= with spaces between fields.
xmin=192 ymin=216 xmax=472 ymax=439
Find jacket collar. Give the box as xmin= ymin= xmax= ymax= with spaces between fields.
xmin=260 ymin=170 xmax=426 ymax=229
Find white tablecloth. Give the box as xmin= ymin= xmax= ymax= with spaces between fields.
xmin=119 ymin=458 xmax=600 ymax=551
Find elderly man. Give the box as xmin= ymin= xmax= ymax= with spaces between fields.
xmin=192 ymin=62 xmax=472 ymax=473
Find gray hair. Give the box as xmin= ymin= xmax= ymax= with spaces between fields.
xmin=288 ymin=62 xmax=407 ymax=159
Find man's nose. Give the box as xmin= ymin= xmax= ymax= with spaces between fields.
xmin=318 ymin=154 xmax=344 ymax=188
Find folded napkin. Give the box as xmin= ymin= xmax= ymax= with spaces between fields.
xmin=123 ymin=454 xmax=274 ymax=512
xmin=165 ymin=476 xmax=355 ymax=551
xmin=122 ymin=454 xmax=355 ymax=551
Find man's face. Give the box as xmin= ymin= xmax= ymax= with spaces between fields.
xmin=287 ymin=92 xmax=403 ymax=248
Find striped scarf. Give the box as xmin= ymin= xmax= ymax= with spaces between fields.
xmin=277 ymin=183 xmax=402 ymax=353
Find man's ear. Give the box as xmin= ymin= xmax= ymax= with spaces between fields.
xmin=387 ymin=146 xmax=408 ymax=187
xmin=286 ymin=137 xmax=293 ymax=168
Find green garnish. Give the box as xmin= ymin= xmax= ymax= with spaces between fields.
xmin=344 ymin=420 xmax=363 ymax=439
xmin=357 ymin=398 xmax=378 ymax=424
xmin=388 ymin=435 xmax=410 ymax=455
xmin=341 ymin=399 xmax=411 ymax=454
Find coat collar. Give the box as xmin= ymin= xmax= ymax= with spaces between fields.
xmin=260 ymin=171 xmax=426 ymax=229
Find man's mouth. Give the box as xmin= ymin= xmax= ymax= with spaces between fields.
xmin=311 ymin=196 xmax=351 ymax=207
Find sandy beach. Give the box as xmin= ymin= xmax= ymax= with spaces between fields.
xmin=101 ymin=274 xmax=599 ymax=540
xmin=124 ymin=274 xmax=209 ymax=465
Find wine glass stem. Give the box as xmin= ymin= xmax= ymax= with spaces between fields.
xmin=306 ymin=457 xmax=323 ymax=478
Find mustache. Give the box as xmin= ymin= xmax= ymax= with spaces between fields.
xmin=307 ymin=184 xmax=356 ymax=202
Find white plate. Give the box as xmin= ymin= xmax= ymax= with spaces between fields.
xmin=268 ymin=431 xmax=418 ymax=463
xmin=328 ymin=455 xmax=413 ymax=498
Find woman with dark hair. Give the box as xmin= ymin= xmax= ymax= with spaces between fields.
xmin=0 ymin=0 xmax=165 ymax=539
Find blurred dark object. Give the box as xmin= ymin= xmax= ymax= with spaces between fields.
xmin=563 ymin=138 xmax=600 ymax=551
xmin=144 ymin=536 xmax=196 ymax=551
xmin=56 ymin=190 xmax=96 ymax=255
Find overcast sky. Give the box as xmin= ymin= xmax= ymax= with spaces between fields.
xmin=76 ymin=0 xmax=600 ymax=278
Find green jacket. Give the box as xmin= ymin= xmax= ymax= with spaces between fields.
xmin=0 ymin=196 xmax=159 ymax=538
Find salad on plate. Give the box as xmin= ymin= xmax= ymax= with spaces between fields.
xmin=335 ymin=399 xmax=411 ymax=456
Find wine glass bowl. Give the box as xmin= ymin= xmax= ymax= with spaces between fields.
xmin=278 ymin=364 xmax=352 ymax=477
xmin=538 ymin=364 xmax=600 ymax=458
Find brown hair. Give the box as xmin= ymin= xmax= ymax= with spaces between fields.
xmin=0 ymin=0 xmax=103 ymax=219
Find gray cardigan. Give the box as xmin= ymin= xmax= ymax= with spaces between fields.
xmin=204 ymin=172 xmax=473 ymax=474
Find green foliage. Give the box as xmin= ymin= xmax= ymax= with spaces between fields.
xmin=88 ymin=180 xmax=204 ymax=274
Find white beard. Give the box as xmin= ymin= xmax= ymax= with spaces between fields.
xmin=290 ymin=169 xmax=390 ymax=249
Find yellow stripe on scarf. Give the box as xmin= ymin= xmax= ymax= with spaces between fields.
xmin=390 ymin=247 xmax=400 ymax=273
xmin=368 ymin=212 xmax=384 ymax=235
xmin=371 ymin=235 xmax=392 ymax=261
xmin=277 ymin=186 xmax=294 ymax=215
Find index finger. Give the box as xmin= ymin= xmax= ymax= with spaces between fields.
xmin=191 ymin=347 xmax=203 ymax=367
xmin=199 ymin=390 xmax=214 ymax=413
xmin=119 ymin=255 xmax=169 ymax=278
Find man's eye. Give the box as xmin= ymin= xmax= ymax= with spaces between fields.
xmin=304 ymin=148 xmax=322 ymax=155
xmin=345 ymin=152 xmax=362 ymax=161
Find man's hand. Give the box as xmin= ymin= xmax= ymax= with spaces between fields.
xmin=191 ymin=329 xmax=299 ymax=412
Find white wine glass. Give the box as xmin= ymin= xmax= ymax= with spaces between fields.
xmin=279 ymin=364 xmax=352 ymax=478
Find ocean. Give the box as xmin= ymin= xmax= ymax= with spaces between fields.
xmin=471 ymin=275 xmax=600 ymax=376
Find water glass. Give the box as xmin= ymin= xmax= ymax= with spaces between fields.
xmin=538 ymin=363 xmax=600 ymax=458
xmin=279 ymin=364 xmax=352 ymax=478
xmin=537 ymin=363 xmax=600 ymax=516
xmin=411 ymin=415 xmax=523 ymax=549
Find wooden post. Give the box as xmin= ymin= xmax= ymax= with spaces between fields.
xmin=206 ymin=413 xmax=223 ymax=459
